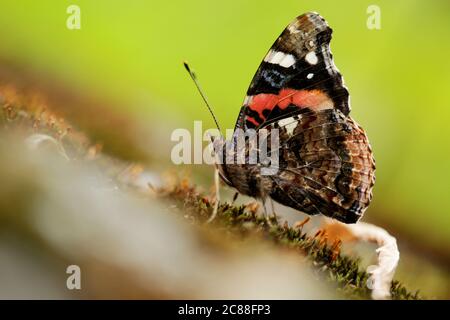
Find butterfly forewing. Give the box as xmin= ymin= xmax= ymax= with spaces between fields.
xmin=237 ymin=12 xmax=350 ymax=130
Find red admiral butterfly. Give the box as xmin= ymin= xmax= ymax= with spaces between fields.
xmin=192 ymin=12 xmax=376 ymax=224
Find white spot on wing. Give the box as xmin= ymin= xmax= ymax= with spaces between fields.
xmin=279 ymin=54 xmax=296 ymax=68
xmin=305 ymin=51 xmax=318 ymax=65
xmin=263 ymin=50 xmax=274 ymax=63
xmin=277 ymin=117 xmax=298 ymax=136
xmin=307 ymin=73 xmax=314 ymax=79
xmin=271 ymin=51 xmax=285 ymax=64
xmin=264 ymin=50 xmax=296 ymax=68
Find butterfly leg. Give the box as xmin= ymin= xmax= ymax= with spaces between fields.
xmin=232 ymin=192 xmax=239 ymax=205
xmin=269 ymin=198 xmax=277 ymax=222
xmin=258 ymin=180 xmax=274 ymax=225
xmin=207 ymin=167 xmax=220 ymax=223
xmin=260 ymin=195 xmax=277 ymax=226
xmin=261 ymin=197 xmax=269 ymax=224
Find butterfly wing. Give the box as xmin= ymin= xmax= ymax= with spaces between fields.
xmin=236 ymin=12 xmax=375 ymax=223
xmin=263 ymin=108 xmax=375 ymax=223
xmin=236 ymin=12 xmax=350 ymax=130
xmin=219 ymin=12 xmax=375 ymax=223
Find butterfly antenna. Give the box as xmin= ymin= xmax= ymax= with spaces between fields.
xmin=183 ymin=61 xmax=221 ymax=133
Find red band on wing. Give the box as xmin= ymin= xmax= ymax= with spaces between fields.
xmin=246 ymin=116 xmax=259 ymax=126
xmin=248 ymin=89 xmax=333 ymax=124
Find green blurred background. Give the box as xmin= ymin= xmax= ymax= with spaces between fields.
xmin=0 ymin=0 xmax=449 ymax=297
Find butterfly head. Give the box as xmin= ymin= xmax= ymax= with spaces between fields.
xmin=210 ymin=134 xmax=235 ymax=187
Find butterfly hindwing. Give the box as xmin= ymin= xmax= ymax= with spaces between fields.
xmin=264 ymin=108 xmax=375 ymax=223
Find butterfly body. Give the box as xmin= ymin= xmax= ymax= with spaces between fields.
xmin=214 ymin=12 xmax=375 ymax=224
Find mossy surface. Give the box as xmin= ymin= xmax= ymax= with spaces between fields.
xmin=159 ymin=181 xmax=421 ymax=300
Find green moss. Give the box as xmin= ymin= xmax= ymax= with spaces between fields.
xmin=160 ymin=182 xmax=421 ymax=300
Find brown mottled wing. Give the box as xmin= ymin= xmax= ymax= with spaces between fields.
xmin=264 ymin=108 xmax=375 ymax=223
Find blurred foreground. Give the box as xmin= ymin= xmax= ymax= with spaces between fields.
xmin=0 ymin=124 xmax=335 ymax=300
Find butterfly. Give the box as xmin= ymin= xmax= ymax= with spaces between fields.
xmin=211 ymin=12 xmax=376 ymax=224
